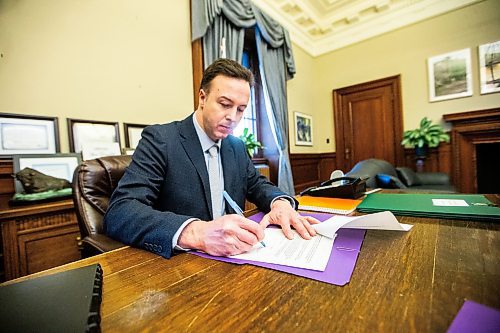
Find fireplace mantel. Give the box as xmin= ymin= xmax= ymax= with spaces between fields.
xmin=443 ymin=108 xmax=500 ymax=193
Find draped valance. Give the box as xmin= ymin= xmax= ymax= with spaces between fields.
xmin=191 ymin=0 xmax=296 ymax=79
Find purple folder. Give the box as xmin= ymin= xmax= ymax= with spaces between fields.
xmin=447 ymin=300 xmax=500 ymax=333
xmin=192 ymin=212 xmax=366 ymax=286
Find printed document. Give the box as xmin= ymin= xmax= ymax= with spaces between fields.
xmin=231 ymin=211 xmax=412 ymax=272
xmin=231 ymin=228 xmax=335 ymax=271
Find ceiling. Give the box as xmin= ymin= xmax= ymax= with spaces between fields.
xmin=253 ymin=0 xmax=481 ymax=57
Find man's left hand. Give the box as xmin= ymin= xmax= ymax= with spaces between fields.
xmin=260 ymin=199 xmax=320 ymax=240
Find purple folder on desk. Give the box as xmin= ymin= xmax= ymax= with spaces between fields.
xmin=192 ymin=212 xmax=366 ymax=286
xmin=447 ymin=300 xmax=500 ymax=333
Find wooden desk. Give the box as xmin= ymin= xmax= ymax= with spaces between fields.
xmin=4 ymin=211 xmax=499 ymax=332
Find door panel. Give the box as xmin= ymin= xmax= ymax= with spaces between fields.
xmin=333 ymin=76 xmax=403 ymax=171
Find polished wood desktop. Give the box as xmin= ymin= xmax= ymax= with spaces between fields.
xmin=3 ymin=208 xmax=500 ymax=332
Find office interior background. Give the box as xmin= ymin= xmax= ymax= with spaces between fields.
xmin=0 ymin=0 xmax=499 ymax=191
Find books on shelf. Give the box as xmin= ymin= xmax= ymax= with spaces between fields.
xmin=297 ymin=195 xmax=362 ymax=215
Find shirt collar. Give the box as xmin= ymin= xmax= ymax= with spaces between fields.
xmin=193 ymin=111 xmax=221 ymax=153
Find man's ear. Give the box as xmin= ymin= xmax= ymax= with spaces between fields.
xmin=198 ymin=89 xmax=207 ymax=108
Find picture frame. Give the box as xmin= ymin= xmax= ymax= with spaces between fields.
xmin=0 ymin=113 xmax=60 ymax=156
xmin=478 ymin=40 xmax=500 ymax=94
xmin=12 ymin=153 xmax=81 ymax=194
xmin=124 ymin=123 xmax=148 ymax=149
xmin=67 ymin=118 xmax=121 ymax=154
xmin=294 ymin=112 xmax=313 ymax=146
xmin=427 ymin=48 xmax=473 ymax=102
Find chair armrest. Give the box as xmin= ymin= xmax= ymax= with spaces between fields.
xmin=416 ymin=172 xmax=450 ymax=185
xmin=82 ymin=234 xmax=126 ymax=253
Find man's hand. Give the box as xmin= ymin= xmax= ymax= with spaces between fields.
xmin=260 ymin=199 xmax=320 ymax=240
xmin=178 ymin=215 xmax=264 ymax=256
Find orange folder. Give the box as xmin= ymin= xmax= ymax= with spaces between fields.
xmin=297 ymin=196 xmax=362 ymax=215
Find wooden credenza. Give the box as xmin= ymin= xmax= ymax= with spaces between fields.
xmin=0 ymin=197 xmax=81 ymax=281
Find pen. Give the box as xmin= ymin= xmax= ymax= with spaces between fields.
xmin=222 ymin=190 xmax=266 ymax=247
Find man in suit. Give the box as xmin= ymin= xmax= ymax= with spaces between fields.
xmin=104 ymin=58 xmax=319 ymax=258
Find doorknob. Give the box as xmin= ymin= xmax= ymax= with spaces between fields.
xmin=345 ymin=148 xmax=350 ymax=160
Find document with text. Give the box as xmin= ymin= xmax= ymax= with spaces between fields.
xmin=231 ymin=228 xmax=336 ymax=271
xmin=231 ymin=211 xmax=412 ymax=272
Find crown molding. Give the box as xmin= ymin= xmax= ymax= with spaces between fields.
xmin=253 ymin=0 xmax=482 ymax=57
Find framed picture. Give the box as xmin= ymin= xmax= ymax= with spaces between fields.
xmin=67 ymin=119 xmax=120 ymax=155
xmin=12 ymin=153 xmax=81 ymax=194
xmin=478 ymin=40 xmax=500 ymax=94
xmin=124 ymin=123 xmax=148 ymax=149
xmin=427 ymin=48 xmax=473 ymax=102
xmin=0 ymin=113 xmax=59 ymax=156
xmin=294 ymin=112 xmax=313 ymax=146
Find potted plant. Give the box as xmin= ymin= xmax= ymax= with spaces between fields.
xmin=238 ymin=128 xmax=263 ymax=157
xmin=401 ymin=117 xmax=450 ymax=157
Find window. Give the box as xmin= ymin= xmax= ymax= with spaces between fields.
xmin=233 ymin=51 xmax=258 ymax=142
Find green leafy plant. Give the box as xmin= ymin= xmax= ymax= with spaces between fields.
xmin=238 ymin=128 xmax=263 ymax=157
xmin=401 ymin=117 xmax=450 ymax=148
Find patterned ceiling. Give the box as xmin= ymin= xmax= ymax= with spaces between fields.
xmin=253 ymin=0 xmax=481 ymax=56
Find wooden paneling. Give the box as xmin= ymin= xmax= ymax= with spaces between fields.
xmin=290 ymin=153 xmax=336 ymax=194
xmin=245 ymin=163 xmax=270 ymax=211
xmin=0 ymin=159 xmax=15 ymax=195
xmin=291 ymin=149 xmax=453 ymax=193
xmin=0 ymin=197 xmax=81 ymax=280
xmin=443 ymin=108 xmax=500 ymax=193
xmin=402 ymin=143 xmax=452 ymax=175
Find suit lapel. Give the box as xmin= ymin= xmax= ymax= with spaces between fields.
xmin=178 ymin=114 xmax=213 ymax=215
xmin=221 ymin=138 xmax=237 ymax=210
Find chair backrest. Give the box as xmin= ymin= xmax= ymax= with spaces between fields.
xmin=345 ymin=158 xmax=398 ymax=188
xmin=72 ymin=155 xmax=132 ymax=239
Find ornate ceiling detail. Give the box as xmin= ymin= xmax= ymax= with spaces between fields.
xmin=253 ymin=0 xmax=481 ymax=57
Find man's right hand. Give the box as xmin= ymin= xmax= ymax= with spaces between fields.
xmin=177 ymin=215 xmax=265 ymax=256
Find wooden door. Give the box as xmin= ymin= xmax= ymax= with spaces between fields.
xmin=333 ymin=75 xmax=404 ymax=171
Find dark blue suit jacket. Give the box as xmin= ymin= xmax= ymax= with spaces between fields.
xmin=104 ymin=114 xmax=288 ymax=258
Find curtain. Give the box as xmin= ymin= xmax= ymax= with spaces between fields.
xmin=191 ymin=0 xmax=296 ymax=194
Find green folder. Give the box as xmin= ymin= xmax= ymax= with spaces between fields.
xmin=357 ymin=193 xmax=500 ymax=222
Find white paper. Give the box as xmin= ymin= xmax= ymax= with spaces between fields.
xmin=230 ymin=229 xmax=335 ymax=271
xmin=231 ymin=211 xmax=411 ymax=272
xmin=432 ymin=199 xmax=469 ymax=207
xmin=313 ymin=211 xmax=413 ymax=238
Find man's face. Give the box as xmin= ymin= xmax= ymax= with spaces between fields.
xmin=196 ymin=75 xmax=250 ymax=142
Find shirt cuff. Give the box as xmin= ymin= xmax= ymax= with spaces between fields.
xmin=172 ymin=218 xmax=199 ymax=251
xmin=270 ymin=195 xmax=296 ymax=210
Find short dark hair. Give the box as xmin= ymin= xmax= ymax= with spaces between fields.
xmin=200 ymin=58 xmax=254 ymax=93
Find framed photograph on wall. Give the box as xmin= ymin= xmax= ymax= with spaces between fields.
xmin=124 ymin=123 xmax=148 ymax=149
xmin=478 ymin=40 xmax=500 ymax=94
xmin=0 ymin=113 xmax=60 ymax=156
xmin=427 ymin=48 xmax=473 ymax=102
xmin=294 ymin=112 xmax=313 ymax=146
xmin=67 ymin=119 xmax=121 ymax=157
xmin=12 ymin=153 xmax=81 ymax=194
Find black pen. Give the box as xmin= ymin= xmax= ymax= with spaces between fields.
xmin=222 ymin=190 xmax=266 ymax=247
